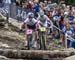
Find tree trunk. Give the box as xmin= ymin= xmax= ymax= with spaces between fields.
xmin=0 ymin=48 xmax=75 ymax=59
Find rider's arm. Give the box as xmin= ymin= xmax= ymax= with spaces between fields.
xmin=45 ymin=15 xmax=53 ymax=28
xmin=19 ymin=22 xmax=25 ymax=31
xmin=35 ymin=20 xmax=39 ymax=30
xmin=21 ymin=22 xmax=25 ymax=29
xmin=37 ymin=16 xmax=40 ymax=21
xmin=36 ymin=16 xmax=41 ymax=26
xmin=20 ymin=19 xmax=27 ymax=29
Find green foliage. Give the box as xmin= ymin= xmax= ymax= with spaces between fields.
xmin=65 ymin=0 xmax=75 ymax=6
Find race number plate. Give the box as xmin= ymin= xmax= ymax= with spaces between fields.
xmin=39 ymin=27 xmax=46 ymax=31
xmin=26 ymin=29 xmax=33 ymax=34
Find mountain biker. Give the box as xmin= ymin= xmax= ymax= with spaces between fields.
xmin=37 ymin=10 xmax=53 ymax=34
xmin=37 ymin=10 xmax=53 ymax=27
xmin=20 ymin=12 xmax=39 ymax=48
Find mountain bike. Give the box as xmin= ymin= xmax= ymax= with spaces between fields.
xmin=38 ymin=25 xmax=47 ymax=50
xmin=26 ymin=29 xmax=34 ymax=50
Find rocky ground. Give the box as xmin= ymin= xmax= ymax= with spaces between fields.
xmin=0 ymin=15 xmax=27 ymax=60
xmin=0 ymin=18 xmax=25 ymax=48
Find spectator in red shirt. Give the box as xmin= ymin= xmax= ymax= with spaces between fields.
xmin=27 ymin=1 xmax=33 ymax=10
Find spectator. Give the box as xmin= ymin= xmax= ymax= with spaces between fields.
xmin=59 ymin=11 xmax=65 ymax=30
xmin=72 ymin=19 xmax=75 ymax=39
xmin=65 ymin=23 xmax=74 ymax=48
xmin=44 ymin=8 xmax=51 ymax=19
xmin=44 ymin=0 xmax=47 ymax=7
xmin=67 ymin=12 xmax=74 ymax=23
xmin=53 ymin=14 xmax=60 ymax=27
xmin=23 ymin=1 xmax=28 ymax=9
xmin=27 ymin=1 xmax=33 ymax=10
xmin=16 ymin=0 xmax=22 ymax=7
xmin=39 ymin=2 xmax=44 ymax=10
xmin=47 ymin=1 xmax=55 ymax=9
xmin=72 ymin=7 xmax=75 ymax=17
xmin=32 ymin=1 xmax=40 ymax=18
xmin=3 ymin=0 xmax=11 ymax=4
xmin=59 ymin=11 xmax=65 ymax=44
xmin=64 ymin=23 xmax=73 ymax=37
xmin=0 ymin=0 xmax=3 ymax=7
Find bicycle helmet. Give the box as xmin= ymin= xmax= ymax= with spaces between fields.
xmin=39 ymin=10 xmax=44 ymax=16
xmin=28 ymin=12 xmax=33 ymax=18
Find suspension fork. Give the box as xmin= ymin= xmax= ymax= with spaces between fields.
xmin=42 ymin=32 xmax=47 ymax=50
xmin=27 ymin=34 xmax=33 ymax=50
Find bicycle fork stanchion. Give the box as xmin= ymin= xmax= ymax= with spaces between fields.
xmin=27 ymin=34 xmax=33 ymax=50
xmin=39 ymin=31 xmax=47 ymax=50
xmin=39 ymin=31 xmax=43 ymax=50
xmin=39 ymin=32 xmax=42 ymax=49
xmin=42 ymin=33 xmax=47 ymax=50
xmin=27 ymin=35 xmax=30 ymax=50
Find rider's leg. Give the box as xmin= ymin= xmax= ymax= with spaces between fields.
xmin=24 ymin=25 xmax=28 ymax=46
xmin=32 ymin=31 xmax=38 ymax=48
xmin=35 ymin=23 xmax=39 ymax=40
xmin=35 ymin=31 xmax=39 ymax=40
xmin=24 ymin=31 xmax=27 ymax=46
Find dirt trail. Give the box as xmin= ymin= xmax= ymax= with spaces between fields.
xmin=63 ymin=55 xmax=75 ymax=60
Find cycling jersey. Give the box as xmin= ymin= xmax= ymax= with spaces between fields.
xmin=24 ymin=18 xmax=38 ymax=29
xmin=37 ymin=15 xmax=50 ymax=27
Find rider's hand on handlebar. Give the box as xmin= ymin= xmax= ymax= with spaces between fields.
xmin=19 ymin=26 xmax=23 ymax=32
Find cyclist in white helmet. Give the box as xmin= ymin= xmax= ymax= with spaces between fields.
xmin=20 ymin=12 xmax=39 ymax=48
xmin=37 ymin=10 xmax=53 ymax=28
